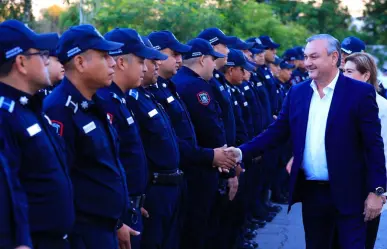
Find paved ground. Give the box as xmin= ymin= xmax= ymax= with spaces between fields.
xmin=254 ymin=203 xmax=387 ymax=249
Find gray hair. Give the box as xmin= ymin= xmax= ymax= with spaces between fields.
xmin=306 ymin=34 xmax=341 ymax=67
xmin=183 ymin=57 xmax=201 ymax=67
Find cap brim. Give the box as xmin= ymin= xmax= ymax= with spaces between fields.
xmin=209 ymin=50 xmax=225 ymax=59
xmin=170 ymin=42 xmax=191 ymax=53
xmin=250 ymin=48 xmax=264 ymax=54
xmin=135 ymin=46 xmax=168 ymax=61
xmin=341 ymin=47 xmax=352 ymax=54
xmin=93 ymin=39 xmax=124 ymax=52
xmin=221 ymin=36 xmax=238 ymax=46
xmin=241 ymin=61 xmax=255 ymax=72
xmin=247 ymin=60 xmax=258 ymax=68
xmin=282 ymin=64 xmax=295 ymax=69
xmin=266 ymin=42 xmax=280 ymax=49
xmin=34 ymin=33 xmax=59 ymax=51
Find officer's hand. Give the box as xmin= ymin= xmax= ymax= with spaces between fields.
xmin=141 ymin=207 xmax=150 ymax=218
xmin=15 ymin=246 xmax=31 ymax=249
xmin=224 ymin=147 xmax=242 ymax=163
xmin=364 ymin=193 xmax=384 ymax=222
xmin=117 ymin=224 xmax=140 ymax=249
xmin=228 ymin=176 xmax=239 ymax=201
xmin=235 ymin=164 xmax=244 ymax=177
xmin=213 ymin=147 xmax=237 ymax=169
xmin=286 ymin=157 xmax=294 ymax=175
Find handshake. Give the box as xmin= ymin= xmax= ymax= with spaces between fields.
xmin=212 ymin=146 xmax=243 ymax=173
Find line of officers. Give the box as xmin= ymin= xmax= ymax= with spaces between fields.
xmin=0 ymin=19 xmax=309 ymax=249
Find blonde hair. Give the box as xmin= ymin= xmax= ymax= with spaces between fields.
xmin=345 ymin=52 xmax=379 ymax=91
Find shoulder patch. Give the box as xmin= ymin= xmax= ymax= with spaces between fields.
xmin=51 ymin=120 xmax=64 ymax=137
xmin=128 ymin=89 xmax=139 ymax=100
xmin=107 ymin=113 xmax=114 ymax=124
xmin=0 ymin=96 xmax=15 ymax=113
xmin=197 ymin=91 xmax=211 ymax=106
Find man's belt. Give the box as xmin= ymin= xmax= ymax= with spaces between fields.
xmin=129 ymin=194 xmax=146 ymax=210
xmin=150 ymin=169 xmax=184 ymax=186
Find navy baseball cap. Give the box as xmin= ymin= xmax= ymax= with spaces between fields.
xmin=249 ymin=48 xmax=264 ymax=55
xmin=259 ymin=35 xmax=280 ymax=49
xmin=245 ymin=37 xmax=268 ymax=50
xmin=282 ymin=48 xmax=302 ymax=61
xmin=47 ymin=34 xmax=60 ymax=57
xmin=0 ymin=19 xmax=59 ymax=65
xmin=183 ymin=38 xmax=225 ymax=60
xmin=293 ymin=46 xmax=305 ymax=59
xmin=197 ymin=27 xmax=237 ymax=46
xmin=148 ymin=31 xmax=191 ymax=53
xmin=341 ymin=36 xmax=365 ymax=55
xmin=272 ymin=55 xmax=281 ymax=65
xmin=104 ymin=28 xmax=167 ymax=61
xmin=56 ymin=24 xmax=123 ymax=64
xmin=280 ymin=60 xmax=295 ymax=70
xmin=229 ymin=38 xmax=254 ymax=50
xmin=225 ymin=49 xmax=255 ymax=72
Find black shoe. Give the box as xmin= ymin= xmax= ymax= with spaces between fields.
xmin=248 ymin=218 xmax=266 ymax=228
xmin=245 ymin=221 xmax=260 ymax=230
xmin=267 ymin=204 xmax=282 ymax=213
xmin=246 ymin=240 xmax=259 ymax=248
xmin=272 ymin=195 xmax=288 ymax=205
xmin=244 ymin=229 xmax=258 ymax=240
xmin=237 ymin=242 xmax=255 ymax=249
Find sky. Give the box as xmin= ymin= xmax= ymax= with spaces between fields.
xmin=32 ymin=0 xmax=366 ymax=19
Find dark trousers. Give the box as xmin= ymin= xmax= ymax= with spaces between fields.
xmin=180 ymin=168 xmax=218 ymax=249
xmin=32 ymin=233 xmax=70 ymax=249
xmin=69 ymin=222 xmax=118 ymax=249
xmin=302 ymin=181 xmax=366 ymax=249
xmin=141 ymin=184 xmax=181 ymax=249
xmin=125 ymin=207 xmax=143 ymax=249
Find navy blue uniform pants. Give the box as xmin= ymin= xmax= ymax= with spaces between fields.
xmin=141 ymin=184 xmax=181 ymax=249
xmin=126 ymin=207 xmax=143 ymax=249
xmin=302 ymin=181 xmax=366 ymax=249
xmin=32 ymin=233 xmax=70 ymax=249
xmin=69 ymin=222 xmax=118 ymax=249
xmin=180 ymin=168 xmax=218 ymax=249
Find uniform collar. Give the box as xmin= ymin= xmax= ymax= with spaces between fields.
xmin=0 ymin=82 xmax=42 ymax=110
xmin=178 ymin=66 xmax=203 ymax=79
xmin=61 ymin=77 xmax=98 ymax=112
xmin=109 ymin=82 xmax=125 ymax=99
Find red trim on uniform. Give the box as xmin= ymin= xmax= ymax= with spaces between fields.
xmin=107 ymin=113 xmax=114 ymax=124
xmin=51 ymin=120 xmax=64 ymax=137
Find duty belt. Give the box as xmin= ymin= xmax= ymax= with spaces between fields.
xmin=150 ymin=169 xmax=184 ymax=186
xmin=129 ymin=194 xmax=146 ymax=210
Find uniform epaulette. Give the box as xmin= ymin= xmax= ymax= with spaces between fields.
xmin=128 ymin=89 xmax=139 ymax=100
xmin=65 ymin=95 xmax=78 ymax=113
xmin=0 ymin=96 xmax=15 ymax=113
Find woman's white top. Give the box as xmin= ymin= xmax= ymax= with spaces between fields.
xmin=376 ymin=93 xmax=387 ymax=171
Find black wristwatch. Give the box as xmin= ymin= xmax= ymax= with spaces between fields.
xmin=374 ymin=187 xmax=385 ymax=197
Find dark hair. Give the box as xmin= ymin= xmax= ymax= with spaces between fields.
xmin=0 ymin=59 xmax=16 ymax=77
xmin=345 ymin=52 xmax=378 ymax=91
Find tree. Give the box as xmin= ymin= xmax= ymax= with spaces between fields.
xmin=40 ymin=5 xmax=65 ymax=32
xmin=0 ymin=0 xmax=26 ymax=22
xmin=363 ymin=0 xmax=387 ymax=45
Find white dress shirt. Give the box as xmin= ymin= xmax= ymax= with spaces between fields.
xmin=302 ymin=71 xmax=340 ymax=180
xmin=376 ymin=93 xmax=387 ymax=171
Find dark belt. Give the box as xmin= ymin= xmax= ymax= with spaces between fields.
xmin=150 ymin=169 xmax=184 ymax=186
xmin=76 ymin=212 xmax=118 ymax=230
xmin=129 ymin=194 xmax=146 ymax=210
xmin=305 ymin=180 xmax=330 ymax=186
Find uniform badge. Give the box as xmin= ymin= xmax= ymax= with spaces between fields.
xmin=296 ymin=76 xmax=301 ymax=82
xmin=197 ymin=91 xmax=211 ymax=106
xmin=215 ymin=74 xmax=220 ymax=79
xmin=107 ymin=113 xmax=114 ymax=124
xmin=81 ymin=101 xmax=89 ymax=109
xmin=51 ymin=120 xmax=64 ymax=137
xmin=19 ymin=96 xmax=28 ymax=105
xmin=219 ymin=86 xmax=224 ymax=91
xmin=162 ymin=83 xmax=167 ymax=88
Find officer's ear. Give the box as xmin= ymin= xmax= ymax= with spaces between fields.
xmin=199 ymin=55 xmax=206 ymax=67
xmin=14 ymin=54 xmax=28 ymax=75
xmin=115 ymin=56 xmax=126 ymax=71
xmin=73 ymin=54 xmax=86 ymax=73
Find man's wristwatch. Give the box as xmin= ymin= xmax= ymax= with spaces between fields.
xmin=374 ymin=187 xmax=385 ymax=197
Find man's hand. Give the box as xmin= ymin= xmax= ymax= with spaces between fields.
xmin=228 ymin=176 xmax=239 ymax=201
xmin=286 ymin=157 xmax=294 ymax=174
xmin=15 ymin=246 xmax=31 ymax=249
xmin=364 ymin=193 xmax=384 ymax=222
xmin=117 ymin=224 xmax=140 ymax=249
xmin=224 ymin=147 xmax=242 ymax=163
xmin=235 ymin=164 xmax=244 ymax=177
xmin=141 ymin=207 xmax=149 ymax=218
xmin=213 ymin=147 xmax=237 ymax=169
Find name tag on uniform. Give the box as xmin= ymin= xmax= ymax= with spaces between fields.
xmin=244 ymin=102 xmax=248 ymax=107
xmin=219 ymin=86 xmax=224 ymax=91
xmin=257 ymin=82 xmax=263 ymax=87
xmin=277 ymin=90 xmax=279 ymax=94
xmin=83 ymin=121 xmax=96 ymax=134
xmin=244 ymin=86 xmax=250 ymax=91
xmin=234 ymin=101 xmax=238 ymax=106
xmin=167 ymin=96 xmax=175 ymax=103
xmin=127 ymin=116 xmax=134 ymax=125
xmin=27 ymin=123 xmax=41 ymax=137
xmin=231 ymin=88 xmax=235 ymax=92
xmin=265 ymin=75 xmax=270 ymax=79
xmin=148 ymin=109 xmax=158 ymax=118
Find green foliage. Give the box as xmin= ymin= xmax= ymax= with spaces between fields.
xmin=58 ymin=4 xmax=80 ymax=32
xmin=364 ymin=0 xmax=387 ymax=45
xmin=0 ymin=0 xmax=26 ymax=23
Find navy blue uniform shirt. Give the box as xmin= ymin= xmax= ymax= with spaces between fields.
xmin=259 ymin=65 xmax=279 ymax=115
xmin=126 ymin=87 xmax=180 ymax=172
xmin=289 ymin=68 xmax=309 ymax=86
xmin=43 ymin=77 xmax=128 ymax=221
xmin=209 ymin=70 xmax=236 ymax=146
xmin=238 ymin=81 xmax=263 ymax=137
xmin=250 ymin=71 xmax=272 ymax=128
xmin=98 ymin=82 xmax=148 ymax=196
xmin=0 ymin=82 xmax=74 ymax=236
xmin=0 ymin=152 xmax=31 ymax=248
xmin=149 ymin=74 xmax=214 ymax=168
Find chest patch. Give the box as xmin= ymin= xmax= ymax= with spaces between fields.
xmin=197 ymin=91 xmax=211 ymax=106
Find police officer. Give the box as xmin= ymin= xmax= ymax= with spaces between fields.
xmin=36 ymin=35 xmax=64 ymax=100
xmin=269 ymin=55 xmax=281 ymax=79
xmin=282 ymin=48 xmax=305 ymax=86
xmin=126 ymin=35 xmax=183 ymax=249
xmin=0 ymin=151 xmax=31 ymax=249
xmin=98 ymin=28 xmax=169 ymax=249
xmin=293 ymin=46 xmax=309 ymax=81
xmin=43 ymin=25 xmax=129 ymax=248
xmin=0 ymin=20 xmax=74 ymax=249
xmin=275 ymin=60 xmax=295 ymax=94
xmin=340 ymin=36 xmax=365 ymax=70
